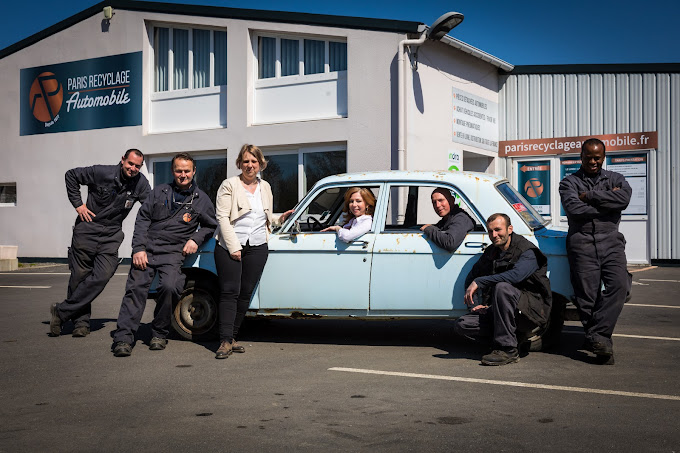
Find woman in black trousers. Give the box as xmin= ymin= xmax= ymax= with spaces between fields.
xmin=213 ymin=145 xmax=292 ymax=359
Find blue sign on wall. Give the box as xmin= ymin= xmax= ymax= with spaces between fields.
xmin=20 ymin=52 xmax=142 ymax=136
xmin=517 ymin=160 xmax=551 ymax=215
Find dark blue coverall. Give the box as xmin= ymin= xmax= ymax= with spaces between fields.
xmin=112 ymin=182 xmax=217 ymax=345
xmin=559 ymin=168 xmax=632 ymax=349
xmin=54 ymin=164 xmax=150 ymax=329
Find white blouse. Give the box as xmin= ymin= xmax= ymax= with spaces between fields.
xmin=233 ymin=183 xmax=268 ymax=246
xmin=336 ymin=215 xmax=373 ymax=243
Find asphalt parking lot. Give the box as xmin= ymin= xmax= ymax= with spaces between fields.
xmin=0 ymin=264 xmax=679 ymax=452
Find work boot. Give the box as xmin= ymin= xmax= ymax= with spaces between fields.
xmin=113 ymin=342 xmax=132 ymax=357
xmin=231 ymin=339 xmax=245 ymax=353
xmin=215 ymin=341 xmax=232 ymax=359
xmin=72 ymin=326 xmax=90 ymax=337
xmin=591 ymin=341 xmax=614 ymax=365
xmin=149 ymin=337 xmax=168 ymax=351
xmin=49 ymin=303 xmax=62 ymax=337
xmin=481 ymin=348 xmax=520 ymax=366
xmin=591 ymin=341 xmax=613 ymax=356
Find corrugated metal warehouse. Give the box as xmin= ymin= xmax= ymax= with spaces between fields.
xmin=499 ymin=64 xmax=680 ymax=262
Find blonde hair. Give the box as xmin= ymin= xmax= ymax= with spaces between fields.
xmin=236 ymin=144 xmax=267 ymax=171
xmin=343 ymin=187 xmax=376 ymax=221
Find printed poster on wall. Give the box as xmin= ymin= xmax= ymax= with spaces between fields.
xmin=447 ymin=150 xmax=462 ymax=171
xmin=517 ymin=160 xmax=551 ymax=215
xmin=20 ymin=52 xmax=142 ymax=135
xmin=606 ymin=153 xmax=647 ymax=215
xmin=559 ymin=156 xmax=581 ymax=216
xmin=452 ymin=88 xmax=498 ymax=152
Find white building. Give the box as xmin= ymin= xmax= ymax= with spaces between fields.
xmin=0 ymin=1 xmax=677 ymax=264
xmin=0 ymin=1 xmax=507 ymax=260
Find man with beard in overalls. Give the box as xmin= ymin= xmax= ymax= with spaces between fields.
xmin=559 ymin=138 xmax=632 ymax=365
xmin=112 ymin=152 xmax=217 ymax=357
xmin=50 ymin=149 xmax=150 ymax=338
xmin=453 ymin=213 xmax=552 ymax=366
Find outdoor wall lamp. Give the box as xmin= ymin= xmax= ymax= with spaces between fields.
xmin=427 ymin=12 xmax=465 ymax=40
xmin=103 ymin=6 xmax=115 ymax=20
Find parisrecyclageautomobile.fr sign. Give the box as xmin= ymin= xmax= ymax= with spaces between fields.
xmin=20 ymin=52 xmax=142 ymax=135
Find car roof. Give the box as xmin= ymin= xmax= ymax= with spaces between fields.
xmin=315 ymin=170 xmax=507 ymax=188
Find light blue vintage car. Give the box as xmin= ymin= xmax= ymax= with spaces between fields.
xmin=167 ymin=171 xmax=574 ymax=349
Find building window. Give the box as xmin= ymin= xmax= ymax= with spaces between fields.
xmin=263 ymin=148 xmax=346 ymax=213
xmin=150 ymin=154 xmax=227 ymax=204
xmin=153 ymin=26 xmax=227 ymax=92
xmin=256 ymin=34 xmax=346 ymax=80
xmin=0 ymin=183 xmax=16 ymax=206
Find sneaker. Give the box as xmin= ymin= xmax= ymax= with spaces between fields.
xmin=215 ymin=341 xmax=232 ymax=359
xmin=113 ymin=342 xmax=132 ymax=357
xmin=231 ymin=340 xmax=245 ymax=353
xmin=149 ymin=337 xmax=168 ymax=351
xmin=72 ymin=326 xmax=90 ymax=337
xmin=481 ymin=348 xmax=520 ymax=366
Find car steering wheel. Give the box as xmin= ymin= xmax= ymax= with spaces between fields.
xmin=307 ymin=217 xmax=322 ymax=231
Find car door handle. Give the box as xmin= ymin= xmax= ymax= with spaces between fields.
xmin=465 ymin=242 xmax=489 ymax=250
xmin=280 ymin=234 xmax=297 ymax=240
xmin=351 ymin=240 xmax=369 ymax=249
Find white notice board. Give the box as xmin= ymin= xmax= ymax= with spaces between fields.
xmin=606 ymin=153 xmax=647 ymax=215
xmin=452 ymin=88 xmax=498 ymax=152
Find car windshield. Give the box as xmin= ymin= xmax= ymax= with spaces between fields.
xmin=495 ymin=182 xmax=547 ymax=230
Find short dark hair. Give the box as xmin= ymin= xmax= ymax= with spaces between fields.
xmin=486 ymin=213 xmax=511 ymax=227
xmin=581 ymin=138 xmax=606 ymax=155
xmin=172 ymin=152 xmax=196 ymax=170
xmin=123 ymin=148 xmax=144 ymax=161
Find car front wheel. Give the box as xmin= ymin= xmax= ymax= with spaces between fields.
xmin=172 ymin=284 xmax=219 ymax=341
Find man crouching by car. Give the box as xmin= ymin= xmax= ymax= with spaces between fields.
xmin=453 ymin=213 xmax=552 ymax=366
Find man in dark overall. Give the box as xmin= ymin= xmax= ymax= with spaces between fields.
xmin=112 ymin=152 xmax=217 ymax=357
xmin=50 ymin=149 xmax=150 ymax=337
xmin=421 ymin=188 xmax=475 ymax=252
xmin=559 ymin=138 xmax=632 ymax=365
xmin=453 ymin=213 xmax=552 ymax=366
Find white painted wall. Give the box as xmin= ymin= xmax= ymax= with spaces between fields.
xmin=150 ymin=87 xmax=227 ymax=133
xmin=0 ymin=10 xmax=147 ymax=259
xmin=254 ymin=72 xmax=347 ymax=124
xmin=405 ymin=40 xmax=500 ymax=173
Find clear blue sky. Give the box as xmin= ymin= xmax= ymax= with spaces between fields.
xmin=2 ymin=0 xmax=678 ymax=65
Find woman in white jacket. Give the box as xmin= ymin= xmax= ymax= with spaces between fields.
xmin=213 ymin=144 xmax=292 ymax=359
xmin=322 ymin=187 xmax=376 ymax=242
